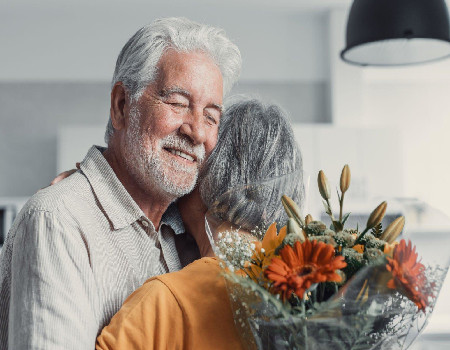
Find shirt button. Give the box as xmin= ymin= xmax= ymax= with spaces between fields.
xmin=141 ymin=220 xmax=149 ymax=227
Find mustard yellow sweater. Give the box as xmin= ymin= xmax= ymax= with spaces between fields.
xmin=96 ymin=258 xmax=245 ymax=350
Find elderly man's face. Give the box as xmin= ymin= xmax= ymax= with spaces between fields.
xmin=121 ymin=50 xmax=223 ymax=199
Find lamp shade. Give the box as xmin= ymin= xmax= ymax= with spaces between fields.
xmin=341 ymin=0 xmax=450 ymax=66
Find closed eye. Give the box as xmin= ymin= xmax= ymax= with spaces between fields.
xmin=170 ymin=102 xmax=188 ymax=108
xmin=205 ymin=114 xmax=218 ymax=125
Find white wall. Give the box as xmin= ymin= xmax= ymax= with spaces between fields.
xmin=0 ymin=3 xmax=332 ymax=196
xmin=0 ymin=2 xmax=329 ymax=82
xmin=363 ymin=79 xmax=450 ymax=218
xmin=326 ymin=9 xmax=450 ymax=218
xmin=2 ymin=1 xmax=448 ymax=215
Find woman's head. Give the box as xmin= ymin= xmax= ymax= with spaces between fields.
xmin=200 ymin=98 xmax=304 ymax=231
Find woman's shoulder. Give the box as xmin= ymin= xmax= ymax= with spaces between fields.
xmin=148 ymin=257 xmax=226 ymax=303
xmin=152 ymin=257 xmax=221 ymax=290
xmin=178 ymin=256 xmax=220 ymax=273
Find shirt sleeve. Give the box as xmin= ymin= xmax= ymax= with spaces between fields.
xmin=96 ymin=279 xmax=185 ymax=350
xmin=8 ymin=209 xmax=99 ymax=350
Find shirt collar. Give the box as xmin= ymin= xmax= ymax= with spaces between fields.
xmin=79 ymin=146 xmax=186 ymax=235
xmin=79 ymin=146 xmax=145 ymax=231
xmin=161 ymin=202 xmax=186 ymax=235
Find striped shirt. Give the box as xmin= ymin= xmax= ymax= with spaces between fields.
xmin=0 ymin=146 xmax=187 ymax=350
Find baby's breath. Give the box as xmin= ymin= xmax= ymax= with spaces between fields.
xmin=215 ymin=229 xmax=254 ymax=270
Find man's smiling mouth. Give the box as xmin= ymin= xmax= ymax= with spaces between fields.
xmin=164 ymin=148 xmax=196 ymax=162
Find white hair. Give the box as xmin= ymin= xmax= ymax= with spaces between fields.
xmin=200 ymin=99 xmax=304 ymax=231
xmin=105 ymin=17 xmax=242 ymax=144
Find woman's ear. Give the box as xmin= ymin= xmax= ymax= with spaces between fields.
xmin=110 ymin=82 xmax=128 ymax=131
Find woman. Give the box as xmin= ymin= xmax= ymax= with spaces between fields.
xmin=94 ymin=98 xmax=304 ymax=350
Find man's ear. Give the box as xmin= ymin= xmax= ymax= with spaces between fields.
xmin=110 ymin=82 xmax=129 ymax=131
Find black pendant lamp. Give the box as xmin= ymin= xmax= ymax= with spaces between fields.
xmin=341 ymin=0 xmax=450 ymax=66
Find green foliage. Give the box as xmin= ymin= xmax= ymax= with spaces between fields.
xmin=358 ymin=233 xmax=385 ymax=250
xmin=305 ymin=221 xmax=327 ymax=236
xmin=278 ymin=233 xmax=303 ymax=250
xmin=314 ymin=313 xmax=379 ymax=350
xmin=364 ymin=248 xmax=384 ymax=263
xmin=342 ymin=248 xmax=366 ymax=280
xmin=308 ymin=235 xmax=336 ymax=246
xmin=333 ymin=231 xmax=356 ymax=248
xmin=342 ymin=212 xmax=351 ymax=226
xmin=371 ymin=223 xmax=383 ymax=238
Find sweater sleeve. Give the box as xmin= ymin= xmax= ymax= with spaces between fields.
xmin=96 ymin=279 xmax=185 ymax=350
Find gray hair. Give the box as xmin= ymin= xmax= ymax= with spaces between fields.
xmin=200 ymin=99 xmax=304 ymax=231
xmin=105 ymin=17 xmax=242 ymax=144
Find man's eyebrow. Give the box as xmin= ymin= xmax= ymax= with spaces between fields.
xmin=159 ymin=87 xmax=191 ymax=98
xmin=210 ymin=103 xmax=224 ymax=113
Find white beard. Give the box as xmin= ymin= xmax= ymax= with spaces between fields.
xmin=122 ymin=106 xmax=205 ymax=200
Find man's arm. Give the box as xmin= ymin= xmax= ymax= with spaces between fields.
xmin=8 ymin=209 xmax=99 ymax=350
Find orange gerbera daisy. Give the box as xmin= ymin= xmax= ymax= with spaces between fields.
xmin=386 ymin=239 xmax=430 ymax=311
xmin=264 ymin=240 xmax=347 ymax=301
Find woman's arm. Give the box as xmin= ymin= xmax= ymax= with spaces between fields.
xmin=96 ymin=279 xmax=184 ymax=350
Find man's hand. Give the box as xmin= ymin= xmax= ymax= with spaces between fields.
xmin=50 ymin=163 xmax=80 ymax=185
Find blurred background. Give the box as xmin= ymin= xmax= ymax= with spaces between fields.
xmin=1 ymin=0 xmax=450 ymax=347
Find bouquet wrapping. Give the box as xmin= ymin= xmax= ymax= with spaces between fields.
xmin=206 ymin=165 xmax=449 ymax=350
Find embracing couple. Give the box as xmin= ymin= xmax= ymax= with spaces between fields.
xmin=0 ymin=17 xmax=303 ymax=349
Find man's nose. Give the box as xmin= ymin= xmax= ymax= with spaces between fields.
xmin=179 ymin=107 xmax=207 ymax=145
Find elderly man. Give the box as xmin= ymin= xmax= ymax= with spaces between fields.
xmin=0 ymin=17 xmax=241 ymax=349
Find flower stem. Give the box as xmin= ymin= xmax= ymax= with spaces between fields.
xmin=354 ymin=227 xmax=370 ymax=245
xmin=325 ymin=198 xmax=335 ymax=222
xmin=301 ymin=300 xmax=308 ymax=350
xmin=339 ymin=192 xmax=345 ymax=222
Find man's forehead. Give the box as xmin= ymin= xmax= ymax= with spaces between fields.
xmin=150 ymin=50 xmax=223 ymax=108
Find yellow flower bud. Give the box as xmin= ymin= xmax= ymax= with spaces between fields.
xmin=366 ymin=201 xmax=387 ymax=230
xmin=381 ymin=216 xmax=405 ymax=243
xmin=340 ymin=164 xmax=351 ymax=194
xmin=287 ymin=218 xmax=306 ymax=242
xmin=281 ymin=195 xmax=305 ymax=227
xmin=318 ymin=170 xmax=331 ymax=200
xmin=305 ymin=214 xmax=313 ymax=225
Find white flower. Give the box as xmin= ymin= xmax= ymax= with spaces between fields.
xmin=261 ymin=248 xmax=265 ymax=254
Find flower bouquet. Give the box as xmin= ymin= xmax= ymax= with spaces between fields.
xmin=207 ymin=165 xmax=449 ymax=350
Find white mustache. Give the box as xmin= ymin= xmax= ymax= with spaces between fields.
xmin=160 ymin=134 xmax=206 ymax=164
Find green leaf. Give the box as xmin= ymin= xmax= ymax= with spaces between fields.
xmin=337 ymin=188 xmax=342 ymax=203
xmin=342 ymin=212 xmax=351 ymax=225
xmin=371 ymin=222 xmax=383 ymax=238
